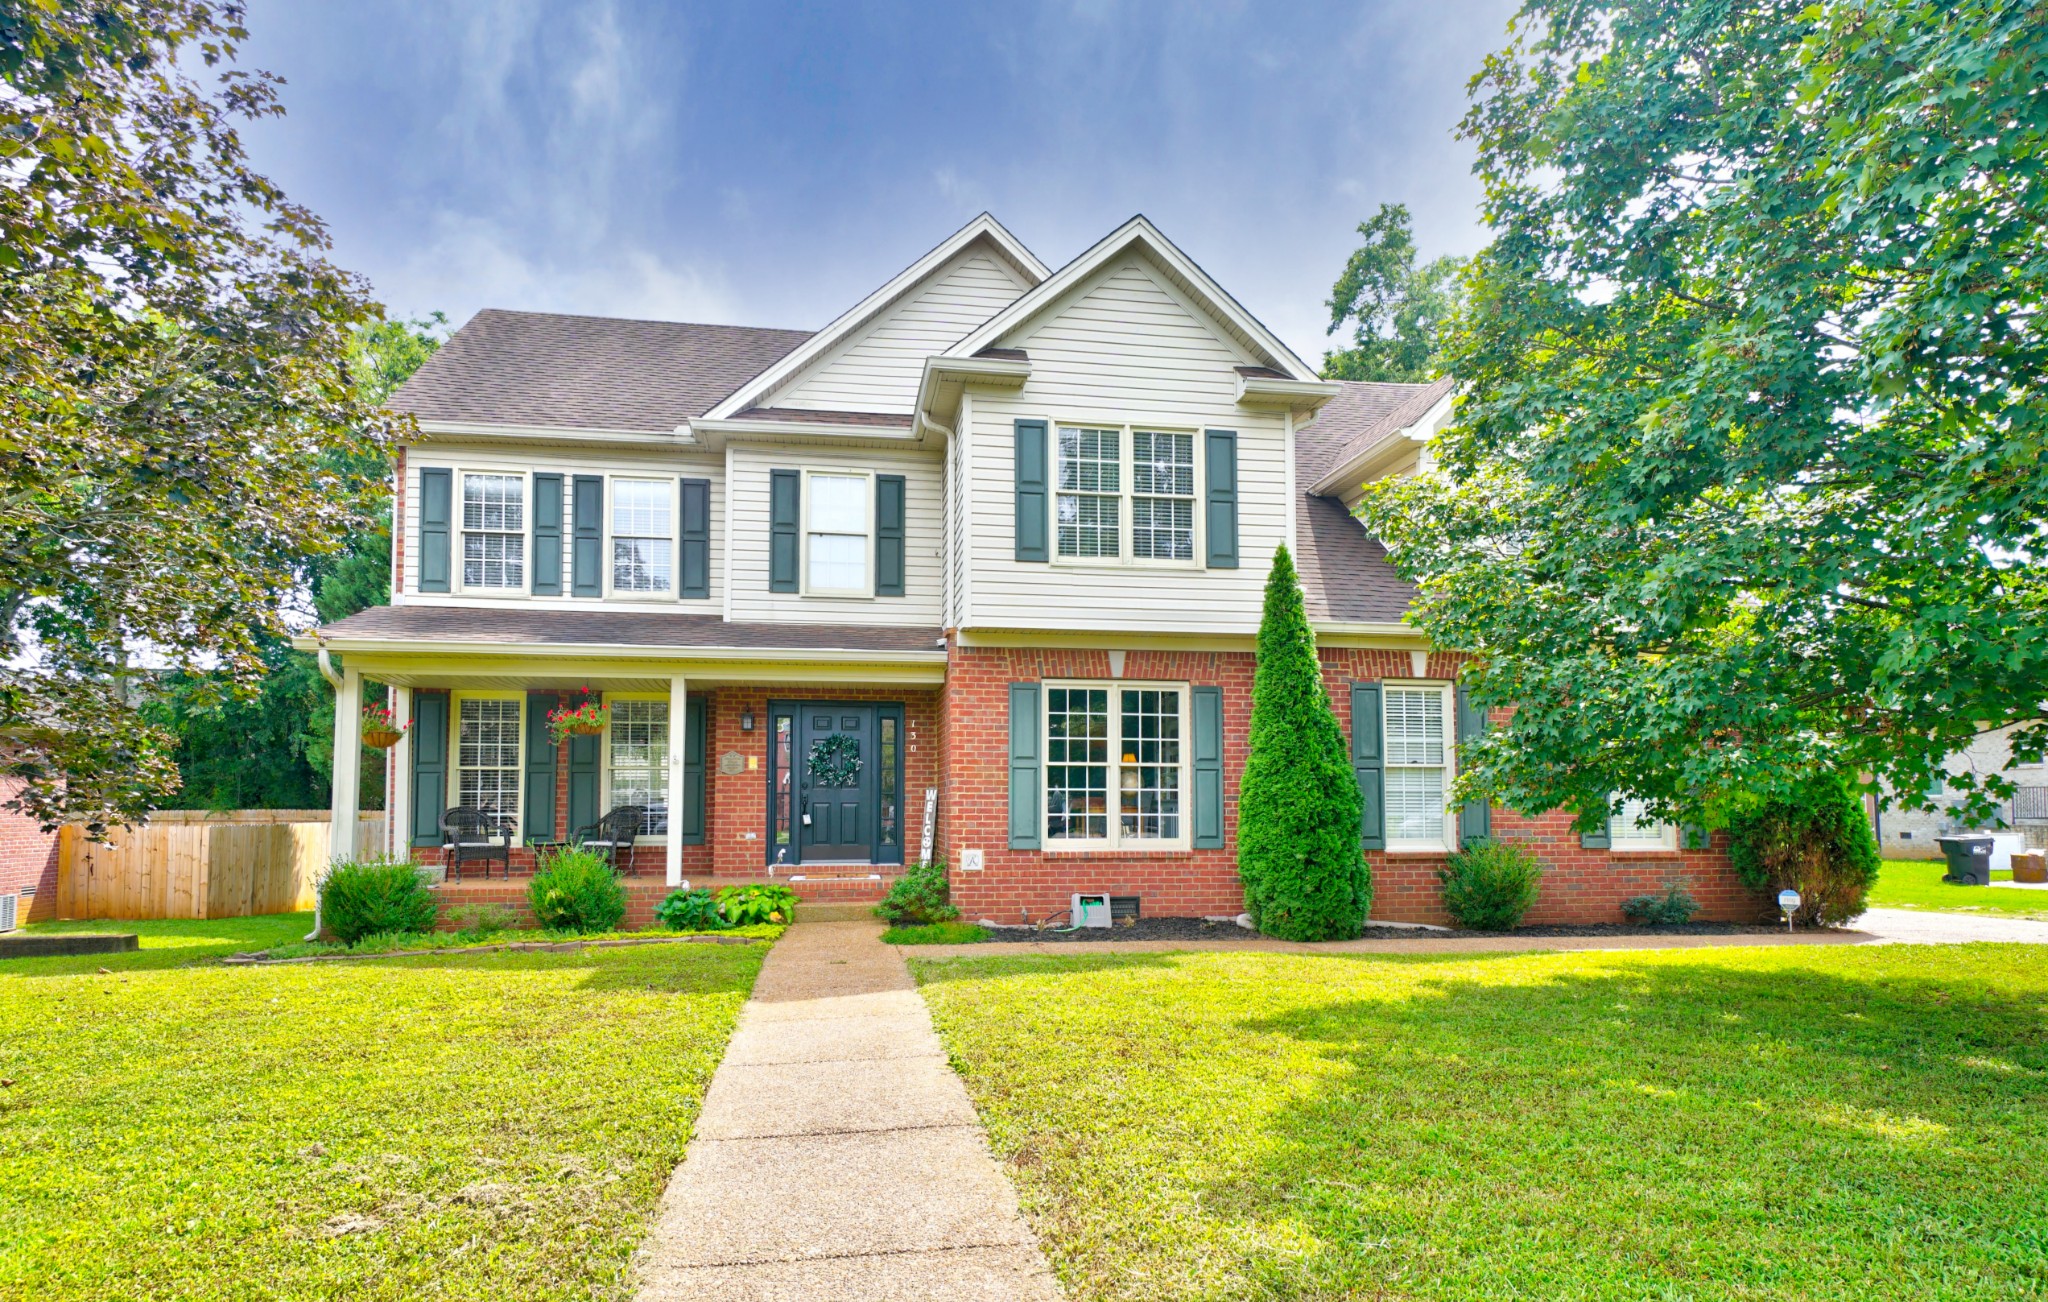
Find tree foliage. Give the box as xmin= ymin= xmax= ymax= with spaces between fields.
xmin=1237 ymin=545 xmax=1368 ymax=940
xmin=1321 ymin=202 xmax=1465 ymax=383
xmin=1360 ymin=0 xmax=2048 ymax=832
xmin=0 ymin=1 xmax=395 ymax=829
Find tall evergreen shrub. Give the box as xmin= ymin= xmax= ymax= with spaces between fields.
xmin=1727 ymin=773 xmax=1881 ymax=925
xmin=1237 ymin=545 xmax=1369 ymax=940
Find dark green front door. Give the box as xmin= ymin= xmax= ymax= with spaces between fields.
xmin=798 ymin=704 xmax=876 ymax=861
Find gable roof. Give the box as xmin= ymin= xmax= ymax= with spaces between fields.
xmin=702 ymin=212 xmax=1048 ymax=420
xmin=1294 ymin=376 xmax=1455 ymax=487
xmin=390 ymin=310 xmax=812 ymax=433
xmin=945 ymin=215 xmax=1319 ymax=381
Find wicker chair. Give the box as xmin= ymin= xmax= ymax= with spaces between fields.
xmin=440 ymin=806 xmax=513 ymax=882
xmin=574 ymin=805 xmax=648 ymax=874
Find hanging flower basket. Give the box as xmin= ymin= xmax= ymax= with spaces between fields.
xmin=547 ymin=689 xmax=609 ymax=745
xmin=361 ymin=702 xmax=407 ymax=750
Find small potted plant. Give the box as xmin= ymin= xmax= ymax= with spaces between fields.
xmin=361 ymin=701 xmax=407 ymax=750
xmin=547 ymin=689 xmax=608 ymax=744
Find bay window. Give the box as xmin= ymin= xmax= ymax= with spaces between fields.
xmin=1384 ymin=684 xmax=1453 ymax=850
xmin=461 ymin=473 xmax=525 ymax=589
xmin=1045 ymin=682 xmax=1186 ymax=848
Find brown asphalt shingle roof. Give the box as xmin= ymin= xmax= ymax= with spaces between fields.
xmin=1293 ymin=493 xmax=1416 ymax=624
xmin=391 ymin=309 xmax=814 ymax=432
xmin=318 ymin=604 xmax=945 ymax=654
xmin=1294 ymin=376 xmax=1455 ymax=488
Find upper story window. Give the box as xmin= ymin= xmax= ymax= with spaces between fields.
xmin=1384 ymin=684 xmax=1451 ymax=850
xmin=806 ymin=471 xmax=870 ymax=593
xmin=461 ymin=473 xmax=525 ymax=589
xmin=1611 ymin=797 xmax=1677 ymax=851
xmin=612 ymin=479 xmax=673 ymax=594
xmin=1055 ymin=424 xmax=1198 ymax=563
xmin=1045 ymin=681 xmax=1187 ymax=848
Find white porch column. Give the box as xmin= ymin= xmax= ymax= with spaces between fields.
xmin=388 ymin=685 xmax=413 ymax=860
xmin=330 ymin=665 xmax=362 ymax=863
xmin=666 ymin=675 xmax=688 ymax=886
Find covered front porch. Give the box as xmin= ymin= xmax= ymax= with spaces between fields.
xmin=307 ymin=606 xmax=948 ymax=901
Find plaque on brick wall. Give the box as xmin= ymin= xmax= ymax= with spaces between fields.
xmin=718 ymin=750 xmax=746 ymax=776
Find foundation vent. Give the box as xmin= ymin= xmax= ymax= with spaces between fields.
xmin=0 ymin=893 xmax=17 ymax=934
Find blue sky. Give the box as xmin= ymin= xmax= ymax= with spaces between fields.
xmin=239 ymin=0 xmax=1520 ymax=367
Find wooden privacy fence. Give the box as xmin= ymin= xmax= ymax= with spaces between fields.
xmin=54 ymin=811 xmax=387 ymax=921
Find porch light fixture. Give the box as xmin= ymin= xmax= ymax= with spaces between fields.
xmin=740 ymin=709 xmax=756 ymax=732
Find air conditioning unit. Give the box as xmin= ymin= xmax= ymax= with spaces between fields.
xmin=0 ymin=892 xmax=18 ymax=934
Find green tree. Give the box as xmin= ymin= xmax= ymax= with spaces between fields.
xmin=1237 ymin=545 xmax=1368 ymax=940
xmin=1321 ymin=202 xmax=1465 ymax=383
xmin=0 ymin=2 xmax=395 ymax=830
xmin=1360 ymin=0 xmax=2048 ymax=833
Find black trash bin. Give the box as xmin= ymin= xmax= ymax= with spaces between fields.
xmin=1936 ymin=835 xmax=1995 ymax=885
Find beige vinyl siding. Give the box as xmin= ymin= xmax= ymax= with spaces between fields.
xmin=774 ymin=250 xmax=1029 ymax=414
xmin=963 ymin=255 xmax=1288 ymax=634
xmin=398 ymin=442 xmax=724 ymax=610
xmin=726 ymin=443 xmax=944 ymax=626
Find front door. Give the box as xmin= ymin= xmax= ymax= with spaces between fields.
xmin=796 ymin=704 xmax=877 ymax=862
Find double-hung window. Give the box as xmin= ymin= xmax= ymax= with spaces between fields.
xmin=455 ymin=696 xmax=522 ymax=823
xmin=1054 ymin=424 xmax=1199 ymax=562
xmin=1045 ymin=682 xmax=1187 ymax=848
xmin=1610 ymin=797 xmax=1677 ymax=851
xmin=611 ymin=479 xmax=673 ymax=594
xmin=805 ymin=471 xmax=870 ymax=593
xmin=1055 ymin=427 xmax=1121 ymax=559
xmin=607 ymin=699 xmax=669 ymax=836
xmin=461 ymin=473 xmax=525 ymax=589
xmin=1130 ymin=431 xmax=1195 ymax=560
xmin=1384 ymin=685 xmax=1452 ymax=850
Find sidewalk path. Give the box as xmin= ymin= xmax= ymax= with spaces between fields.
xmin=634 ymin=920 xmax=1061 ymax=1301
xmin=1853 ymin=906 xmax=2048 ymax=945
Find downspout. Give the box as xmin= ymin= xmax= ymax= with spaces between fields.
xmin=310 ymin=634 xmax=342 ymax=939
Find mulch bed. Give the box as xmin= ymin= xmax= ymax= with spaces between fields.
xmin=966 ymin=918 xmax=1787 ymax=944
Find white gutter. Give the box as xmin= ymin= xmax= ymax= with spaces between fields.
xmin=290 ymin=633 xmax=948 ymax=663
xmin=1236 ymin=373 xmax=1341 ymax=411
xmin=415 ymin=419 xmax=693 ymax=446
xmin=314 ymin=637 xmax=344 ymax=689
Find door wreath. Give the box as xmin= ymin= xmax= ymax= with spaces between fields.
xmin=807 ymin=733 xmax=863 ymax=788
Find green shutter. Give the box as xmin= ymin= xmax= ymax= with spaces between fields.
xmin=1455 ymin=685 xmax=1491 ymax=846
xmin=1192 ymin=685 xmax=1224 ymax=849
xmin=409 ymin=691 xmax=448 ymax=845
xmin=1352 ymin=682 xmax=1385 ymax=850
xmin=770 ymin=469 xmax=800 ymax=592
xmin=876 ymin=474 xmax=906 ymax=596
xmin=417 ymin=467 xmax=452 ymax=593
xmin=679 ymin=477 xmax=710 ymax=599
xmin=1681 ymin=823 xmax=1710 ymax=851
xmin=1204 ymin=429 xmax=1238 ymax=569
xmin=1008 ymin=682 xmax=1041 ymax=849
xmin=530 ymin=473 xmax=563 ymax=595
xmin=567 ymin=731 xmax=601 ymax=839
xmin=1580 ymin=813 xmax=1613 ymax=850
xmin=680 ymin=696 xmax=708 ymax=845
xmin=1014 ymin=419 xmax=1049 ymax=562
xmin=523 ymin=691 xmax=558 ymax=840
xmin=571 ymin=475 xmax=604 ymax=597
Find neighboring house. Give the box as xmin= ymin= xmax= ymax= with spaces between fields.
xmin=306 ymin=214 xmax=1763 ymax=926
xmin=1869 ymin=725 xmax=2048 ymax=857
xmin=0 ymin=779 xmax=60 ymax=928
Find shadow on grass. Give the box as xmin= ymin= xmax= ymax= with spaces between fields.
xmin=1212 ymin=952 xmax=2048 ymax=1298
xmin=4 ymin=913 xmax=314 ymax=978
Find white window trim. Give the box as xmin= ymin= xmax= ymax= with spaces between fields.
xmin=604 ymin=476 xmax=679 ymax=602
xmin=448 ymin=691 xmax=524 ymax=830
xmin=800 ymin=467 xmax=875 ymax=598
xmin=453 ymin=469 xmax=531 ymax=597
xmin=1044 ymin=416 xmax=1204 ymax=571
xmin=1382 ymin=680 xmax=1456 ymax=854
xmin=1609 ymin=797 xmax=1680 ymax=853
xmin=601 ymin=692 xmax=671 ymax=845
xmin=1042 ymin=678 xmax=1193 ymax=852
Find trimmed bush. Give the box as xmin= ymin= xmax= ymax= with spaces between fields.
xmin=1620 ymin=882 xmax=1701 ymax=926
xmin=716 ymin=883 xmax=798 ymax=926
xmin=655 ymin=888 xmax=727 ymax=931
xmin=1437 ymin=840 xmax=1544 ymax=930
xmin=874 ymin=859 xmax=958 ymax=926
xmin=1237 ymin=545 xmax=1369 ymax=941
xmin=1728 ymin=773 xmax=1880 ymax=925
xmin=321 ymin=859 xmax=439 ymax=944
xmin=526 ymin=848 xmax=627 ymax=933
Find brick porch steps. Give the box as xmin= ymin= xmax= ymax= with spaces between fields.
xmin=431 ymin=872 xmax=896 ymax=930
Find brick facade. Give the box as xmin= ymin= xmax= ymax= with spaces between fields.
xmin=0 ymin=778 xmax=60 ymax=924
xmin=940 ymin=641 xmax=1769 ymax=927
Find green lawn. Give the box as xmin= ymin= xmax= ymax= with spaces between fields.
xmin=916 ymin=945 xmax=2048 ymax=1301
xmin=1869 ymin=858 xmax=2048 ymax=920
xmin=1 ymin=913 xmax=769 ymax=1300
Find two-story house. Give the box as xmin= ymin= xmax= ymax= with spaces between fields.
xmin=309 ymin=214 xmax=1761 ymax=926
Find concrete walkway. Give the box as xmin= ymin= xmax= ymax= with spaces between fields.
xmin=1854 ymin=906 xmax=2048 ymax=945
xmin=634 ymin=920 xmax=1060 ymax=1301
